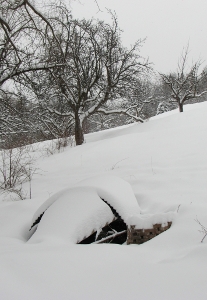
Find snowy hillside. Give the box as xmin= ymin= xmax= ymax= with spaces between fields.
xmin=0 ymin=102 xmax=207 ymax=300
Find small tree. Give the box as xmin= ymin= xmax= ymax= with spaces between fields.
xmin=160 ymin=48 xmax=207 ymax=112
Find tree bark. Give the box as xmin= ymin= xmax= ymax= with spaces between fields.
xmin=178 ymin=102 xmax=184 ymax=112
xmin=74 ymin=111 xmax=84 ymax=145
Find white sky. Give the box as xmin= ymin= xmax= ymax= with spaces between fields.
xmin=70 ymin=0 xmax=207 ymax=73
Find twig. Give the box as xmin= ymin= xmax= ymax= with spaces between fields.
xmin=111 ymin=158 xmax=128 ymax=170
xmin=94 ymin=0 xmax=103 ymax=13
xmin=195 ymin=217 xmax=207 ymax=243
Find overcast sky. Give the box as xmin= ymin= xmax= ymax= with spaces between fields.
xmin=70 ymin=0 xmax=207 ymax=73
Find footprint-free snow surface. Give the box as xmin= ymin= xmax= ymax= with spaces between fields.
xmin=0 ymin=102 xmax=207 ymax=300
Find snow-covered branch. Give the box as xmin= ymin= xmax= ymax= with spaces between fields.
xmin=97 ymin=108 xmax=144 ymax=123
xmin=93 ymin=230 xmax=127 ymax=244
xmin=0 ymin=64 xmax=64 ymax=87
xmin=46 ymin=106 xmax=74 ymax=118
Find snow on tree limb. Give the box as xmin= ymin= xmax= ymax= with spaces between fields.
xmin=97 ymin=108 xmax=144 ymax=123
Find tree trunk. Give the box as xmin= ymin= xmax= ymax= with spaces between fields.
xmin=75 ymin=112 xmax=84 ymax=145
xmin=178 ymin=102 xmax=184 ymax=112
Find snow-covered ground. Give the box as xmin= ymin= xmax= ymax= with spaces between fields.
xmin=0 ymin=102 xmax=207 ymax=300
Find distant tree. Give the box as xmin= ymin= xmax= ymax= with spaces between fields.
xmin=160 ymin=48 xmax=207 ymax=112
xmin=198 ymin=67 xmax=207 ymax=102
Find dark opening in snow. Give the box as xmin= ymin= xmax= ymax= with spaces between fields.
xmin=79 ymin=197 xmax=127 ymax=244
xmin=79 ymin=218 xmax=127 ymax=244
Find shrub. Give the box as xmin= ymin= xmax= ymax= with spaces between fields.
xmin=0 ymin=145 xmax=36 ymax=200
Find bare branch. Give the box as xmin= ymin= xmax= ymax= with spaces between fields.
xmin=0 ymin=16 xmax=11 ymax=31
xmin=97 ymin=108 xmax=144 ymax=123
xmin=94 ymin=0 xmax=103 ymax=13
xmin=195 ymin=217 xmax=207 ymax=243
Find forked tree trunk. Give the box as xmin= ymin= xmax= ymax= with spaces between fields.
xmin=74 ymin=112 xmax=84 ymax=145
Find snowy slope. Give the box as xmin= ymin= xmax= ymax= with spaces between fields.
xmin=0 ymin=102 xmax=207 ymax=300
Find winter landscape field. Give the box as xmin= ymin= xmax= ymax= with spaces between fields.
xmin=0 ymin=101 xmax=206 ymax=300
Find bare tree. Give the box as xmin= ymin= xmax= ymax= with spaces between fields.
xmin=1 ymin=2 xmax=149 ymax=145
xmin=160 ymin=47 xmax=207 ymax=112
xmin=24 ymin=9 xmax=149 ymax=145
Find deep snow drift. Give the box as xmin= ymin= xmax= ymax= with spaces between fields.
xmin=29 ymin=175 xmax=140 ymax=244
xmin=0 ymin=102 xmax=207 ymax=300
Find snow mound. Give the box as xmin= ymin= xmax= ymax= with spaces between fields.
xmin=28 ymin=187 xmax=114 ymax=244
xmin=29 ymin=175 xmax=140 ymax=244
xmin=127 ymin=212 xmax=176 ymax=229
xmin=75 ymin=175 xmax=140 ymax=223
